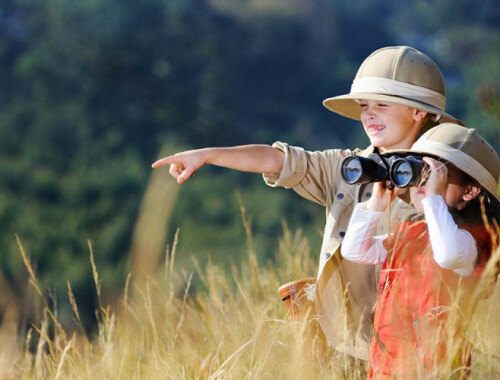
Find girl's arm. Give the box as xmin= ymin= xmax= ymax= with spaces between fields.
xmin=423 ymin=195 xmax=477 ymax=276
xmin=341 ymin=182 xmax=391 ymax=264
xmin=422 ymin=157 xmax=478 ymax=276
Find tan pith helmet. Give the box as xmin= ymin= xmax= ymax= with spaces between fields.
xmin=394 ymin=123 xmax=500 ymax=204
xmin=323 ymin=46 xmax=459 ymax=124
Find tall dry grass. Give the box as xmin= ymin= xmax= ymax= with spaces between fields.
xmin=5 ymin=213 xmax=341 ymax=379
xmin=2 ymin=185 xmax=500 ymax=378
xmin=3 ymin=217 xmax=499 ymax=379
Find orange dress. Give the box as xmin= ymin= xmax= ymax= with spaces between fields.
xmin=368 ymin=221 xmax=492 ymax=379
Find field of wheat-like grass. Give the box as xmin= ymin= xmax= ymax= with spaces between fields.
xmin=2 ymin=215 xmax=500 ymax=379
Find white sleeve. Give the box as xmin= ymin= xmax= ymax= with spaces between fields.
xmin=341 ymin=202 xmax=388 ymax=265
xmin=422 ymin=195 xmax=478 ymax=276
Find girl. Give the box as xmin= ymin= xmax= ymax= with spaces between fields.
xmin=341 ymin=123 xmax=500 ymax=377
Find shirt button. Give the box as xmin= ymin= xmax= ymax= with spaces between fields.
xmin=336 ymin=193 xmax=344 ymax=200
xmin=365 ymin=192 xmax=372 ymax=199
xmin=339 ymin=231 xmax=345 ymax=238
xmin=324 ymin=252 xmax=331 ymax=260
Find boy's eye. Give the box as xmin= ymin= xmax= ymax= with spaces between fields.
xmin=377 ymin=103 xmax=388 ymax=107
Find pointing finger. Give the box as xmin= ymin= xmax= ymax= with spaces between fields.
xmin=152 ymin=155 xmax=178 ymax=169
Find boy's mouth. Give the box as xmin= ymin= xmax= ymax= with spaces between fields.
xmin=367 ymin=124 xmax=385 ymax=135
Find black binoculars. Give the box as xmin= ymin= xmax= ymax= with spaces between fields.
xmin=340 ymin=153 xmax=427 ymax=188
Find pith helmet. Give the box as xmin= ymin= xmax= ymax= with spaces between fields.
xmin=323 ymin=46 xmax=459 ymax=124
xmin=401 ymin=123 xmax=500 ymax=203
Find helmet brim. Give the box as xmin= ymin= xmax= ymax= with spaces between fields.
xmin=323 ymin=93 xmax=461 ymax=125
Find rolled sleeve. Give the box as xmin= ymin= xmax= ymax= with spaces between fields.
xmin=263 ymin=141 xmax=358 ymax=207
xmin=262 ymin=142 xmax=308 ymax=188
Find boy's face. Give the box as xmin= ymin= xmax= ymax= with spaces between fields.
xmin=359 ymin=100 xmax=425 ymax=152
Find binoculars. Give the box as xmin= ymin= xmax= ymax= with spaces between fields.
xmin=340 ymin=153 xmax=427 ymax=188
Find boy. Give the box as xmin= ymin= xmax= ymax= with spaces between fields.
xmin=152 ymin=46 xmax=459 ymax=359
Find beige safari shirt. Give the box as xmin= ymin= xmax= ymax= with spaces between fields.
xmin=264 ymin=142 xmax=415 ymax=360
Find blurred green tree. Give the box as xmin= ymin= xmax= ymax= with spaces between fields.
xmin=0 ymin=0 xmax=499 ymax=330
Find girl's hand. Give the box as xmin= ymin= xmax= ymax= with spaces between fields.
xmin=366 ymin=182 xmax=400 ymax=212
xmin=422 ymin=157 xmax=448 ymax=197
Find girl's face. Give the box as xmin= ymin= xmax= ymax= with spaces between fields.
xmin=409 ymin=165 xmax=473 ymax=213
xmin=359 ymin=100 xmax=426 ymax=152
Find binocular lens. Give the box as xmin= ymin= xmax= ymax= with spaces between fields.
xmin=391 ymin=161 xmax=413 ymax=187
xmin=340 ymin=154 xmax=390 ymax=184
xmin=389 ymin=156 xmax=426 ymax=187
xmin=341 ymin=157 xmax=363 ymax=184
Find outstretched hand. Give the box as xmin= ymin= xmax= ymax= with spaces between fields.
xmin=152 ymin=150 xmax=207 ymax=184
xmin=151 ymin=144 xmax=285 ymax=184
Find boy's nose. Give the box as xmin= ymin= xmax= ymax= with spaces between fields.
xmin=363 ymin=109 xmax=376 ymax=119
xmin=361 ymin=105 xmax=375 ymax=116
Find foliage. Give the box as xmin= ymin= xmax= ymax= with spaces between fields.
xmin=0 ymin=0 xmax=500 ymax=328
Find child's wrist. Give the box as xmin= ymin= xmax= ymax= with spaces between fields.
xmin=366 ymin=198 xmax=386 ymax=212
xmin=424 ymin=189 xmax=441 ymax=198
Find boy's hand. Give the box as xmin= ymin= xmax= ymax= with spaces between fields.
xmin=366 ymin=182 xmax=399 ymax=212
xmin=151 ymin=145 xmax=284 ymax=183
xmin=152 ymin=150 xmax=207 ymax=184
xmin=422 ymin=157 xmax=447 ymax=197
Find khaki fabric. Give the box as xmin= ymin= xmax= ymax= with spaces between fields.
xmin=264 ymin=142 xmax=416 ymax=359
xmin=322 ymin=46 xmax=459 ymax=125
xmin=389 ymin=123 xmax=500 ymax=204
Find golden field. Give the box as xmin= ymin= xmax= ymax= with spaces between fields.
xmin=0 ymin=215 xmax=498 ymax=380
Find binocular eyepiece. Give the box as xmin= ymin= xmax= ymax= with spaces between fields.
xmin=340 ymin=153 xmax=427 ymax=188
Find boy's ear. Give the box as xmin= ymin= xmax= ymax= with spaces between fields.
xmin=463 ymin=184 xmax=482 ymax=202
xmin=413 ymin=109 xmax=428 ymax=122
